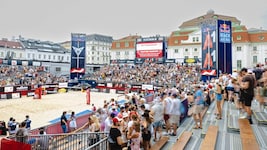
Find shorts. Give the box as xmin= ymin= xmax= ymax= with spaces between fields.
xmin=193 ymin=104 xmax=204 ymax=114
xmin=226 ymin=87 xmax=235 ymax=91
xmin=153 ymin=120 xmax=163 ymax=128
xmin=216 ymin=93 xmax=222 ymax=101
xmin=164 ymin=114 xmax=170 ymax=121
xmin=169 ymin=115 xmax=180 ymax=126
xmin=244 ymin=95 xmax=254 ymax=107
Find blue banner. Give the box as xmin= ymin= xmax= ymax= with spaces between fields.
xmin=70 ymin=33 xmax=86 ymax=80
xmin=217 ymin=20 xmax=232 ymax=74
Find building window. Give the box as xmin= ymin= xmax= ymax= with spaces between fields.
xmin=116 ymin=52 xmax=120 ymax=55
xmin=174 ymin=40 xmax=178 ymax=44
xmin=194 ymin=48 xmax=198 ymax=52
xmin=92 ymin=57 xmax=94 ymax=61
xmin=13 ymin=53 xmax=16 ymax=58
xmin=0 ymin=52 xmax=3 ymax=57
xmin=125 ymin=51 xmax=129 ymax=55
xmin=19 ymin=53 xmax=22 ymax=58
xmin=55 ymin=67 xmax=61 ymax=72
xmin=185 ymin=49 xmax=188 ymax=52
xmin=97 ymin=57 xmax=99 ymax=61
xmin=125 ymin=42 xmax=129 ymax=47
xmin=237 ymin=60 xmax=242 ymax=69
xmin=28 ymin=53 xmax=31 ymax=58
xmin=92 ymin=46 xmax=95 ymax=50
xmin=39 ymin=54 xmax=41 ymax=59
xmin=67 ymin=56 xmax=69 ymax=61
xmin=193 ymin=37 xmax=196 ymax=42
xmin=53 ymin=55 xmax=56 ymax=60
xmin=174 ymin=49 xmax=179 ymax=53
xmin=92 ymin=51 xmax=94 ymax=55
xmin=97 ymin=52 xmax=99 ymax=55
xmin=184 ymin=56 xmax=189 ymax=59
xmin=48 ymin=55 xmax=51 ymax=60
xmin=253 ymin=56 xmax=257 ymax=64
xmin=194 ymin=56 xmax=198 ymax=59
xmin=237 ymin=35 xmax=241 ymax=40
xmin=43 ymin=55 xmax=46 ymax=59
xmin=196 ymin=37 xmax=199 ymax=42
xmin=58 ymin=56 xmax=60 ymax=60
xmin=253 ymin=46 xmax=257 ymax=51
xmin=116 ymin=43 xmax=120 ymax=48
xmin=32 ymin=54 xmax=34 ymax=59
xmin=237 ymin=46 xmax=242 ymax=51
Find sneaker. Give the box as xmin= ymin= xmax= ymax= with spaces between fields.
xmin=170 ymin=133 xmax=177 ymax=136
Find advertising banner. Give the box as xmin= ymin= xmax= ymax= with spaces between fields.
xmin=70 ymin=33 xmax=86 ymax=79
xmin=217 ymin=20 xmax=232 ymax=74
xmin=136 ymin=42 xmax=163 ymax=58
xmin=201 ymin=20 xmax=217 ymax=76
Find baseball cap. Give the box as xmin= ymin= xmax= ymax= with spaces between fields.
xmin=112 ymin=117 xmax=122 ymax=124
xmin=122 ymin=112 xmax=129 ymax=118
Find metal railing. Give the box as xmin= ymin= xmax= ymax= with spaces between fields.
xmin=8 ymin=132 xmax=109 ymax=150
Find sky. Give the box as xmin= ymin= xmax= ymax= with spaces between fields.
xmin=0 ymin=0 xmax=267 ymax=43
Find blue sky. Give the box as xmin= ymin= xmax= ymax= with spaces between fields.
xmin=0 ymin=0 xmax=266 ymax=42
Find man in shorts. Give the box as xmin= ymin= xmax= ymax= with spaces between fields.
xmin=240 ymin=68 xmax=255 ymax=124
xmin=150 ymin=98 xmax=164 ymax=141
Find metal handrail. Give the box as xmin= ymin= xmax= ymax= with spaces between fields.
xmin=8 ymin=131 xmax=109 ymax=150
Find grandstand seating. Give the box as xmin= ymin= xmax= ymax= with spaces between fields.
xmin=200 ymin=125 xmax=218 ymax=150
xmin=149 ymin=136 xmax=169 ymax=150
xmin=239 ymin=119 xmax=260 ymax=150
xmin=171 ymin=131 xmax=192 ymax=150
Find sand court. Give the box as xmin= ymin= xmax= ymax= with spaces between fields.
xmin=0 ymin=91 xmax=122 ymax=129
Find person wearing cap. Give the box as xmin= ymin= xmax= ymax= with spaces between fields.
xmin=109 ymin=117 xmax=123 ymax=150
xmin=240 ymin=68 xmax=256 ymax=124
xmin=150 ymin=97 xmax=164 ymax=141
xmin=162 ymin=92 xmax=172 ymax=135
xmin=169 ymin=93 xmax=181 ymax=136
xmin=193 ymin=85 xmax=205 ymax=129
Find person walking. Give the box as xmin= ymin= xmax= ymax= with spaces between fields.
xmin=25 ymin=115 xmax=31 ymax=131
xmin=169 ymin=93 xmax=181 ymax=136
xmin=69 ymin=111 xmax=77 ymax=132
xmin=193 ymin=85 xmax=205 ymax=129
xmin=215 ymin=82 xmax=223 ymax=119
xmin=60 ymin=111 xmax=68 ymax=133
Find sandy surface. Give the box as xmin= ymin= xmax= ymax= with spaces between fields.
xmin=0 ymin=91 xmax=122 ymax=129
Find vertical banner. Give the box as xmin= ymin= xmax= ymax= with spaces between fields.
xmin=70 ymin=33 xmax=86 ymax=80
xmin=201 ymin=20 xmax=217 ymax=76
xmin=217 ymin=20 xmax=232 ymax=74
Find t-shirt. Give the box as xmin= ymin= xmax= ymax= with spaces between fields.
xmin=242 ymin=75 xmax=255 ymax=96
xmin=25 ymin=119 xmax=31 ymax=129
xmin=151 ymin=103 xmax=164 ymax=122
xmin=109 ymin=127 xmax=122 ymax=150
xmin=194 ymin=89 xmax=204 ymax=105
xmin=164 ymin=97 xmax=172 ymax=114
xmin=170 ymin=98 xmax=181 ymax=116
xmin=60 ymin=115 xmax=67 ymax=126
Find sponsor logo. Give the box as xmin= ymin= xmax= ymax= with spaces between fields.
xmin=16 ymin=86 xmax=29 ymax=91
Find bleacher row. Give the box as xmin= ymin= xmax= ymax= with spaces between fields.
xmin=150 ymin=100 xmax=267 ymax=150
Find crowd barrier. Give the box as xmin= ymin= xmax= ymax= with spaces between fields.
xmin=0 ymin=83 xmax=68 ymax=100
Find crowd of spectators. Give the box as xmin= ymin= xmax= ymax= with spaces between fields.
xmin=0 ymin=65 xmax=67 ymax=87
xmin=87 ymin=63 xmax=201 ymax=86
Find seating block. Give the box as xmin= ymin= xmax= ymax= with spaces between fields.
xmin=200 ymin=125 xmax=218 ymax=150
